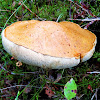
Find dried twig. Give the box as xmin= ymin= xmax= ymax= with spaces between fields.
xmin=0 ymin=85 xmax=46 ymax=92
xmin=68 ymin=18 xmax=98 ymax=29
xmin=0 ymin=64 xmax=41 ymax=75
xmin=0 ymin=64 xmax=6 ymax=71
xmin=84 ymin=20 xmax=96 ymax=29
xmin=19 ymin=1 xmax=44 ymax=20
xmin=76 ymin=94 xmax=84 ymax=100
xmin=68 ymin=0 xmax=98 ymax=29
xmin=91 ymin=88 xmax=98 ymax=100
xmin=0 ymin=9 xmax=9 ymax=11
xmin=68 ymin=17 xmax=100 ymax=21
xmin=68 ymin=0 xmax=96 ymax=17
xmin=87 ymin=71 xmax=100 ymax=74
xmin=0 ymin=64 xmax=24 ymax=75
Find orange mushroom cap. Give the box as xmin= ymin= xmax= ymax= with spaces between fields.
xmin=1 ymin=20 xmax=97 ymax=69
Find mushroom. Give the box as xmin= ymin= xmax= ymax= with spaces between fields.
xmin=1 ymin=20 xmax=97 ymax=69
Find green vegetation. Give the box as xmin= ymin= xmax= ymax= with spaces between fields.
xmin=0 ymin=0 xmax=100 ymax=100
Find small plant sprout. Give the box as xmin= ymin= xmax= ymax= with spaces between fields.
xmin=64 ymin=78 xmax=77 ymax=100
xmin=15 ymin=91 xmax=20 ymax=100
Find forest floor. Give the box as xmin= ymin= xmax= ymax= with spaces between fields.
xmin=0 ymin=0 xmax=100 ymax=100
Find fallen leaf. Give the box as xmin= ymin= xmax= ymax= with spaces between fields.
xmin=11 ymin=57 xmax=14 ymax=60
xmin=45 ymin=84 xmax=54 ymax=98
xmin=64 ymin=78 xmax=77 ymax=100
xmin=87 ymin=84 xmax=93 ymax=93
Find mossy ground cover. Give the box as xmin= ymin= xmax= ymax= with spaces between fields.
xmin=0 ymin=0 xmax=100 ymax=100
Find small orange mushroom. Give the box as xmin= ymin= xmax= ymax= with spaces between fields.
xmin=1 ymin=20 xmax=97 ymax=69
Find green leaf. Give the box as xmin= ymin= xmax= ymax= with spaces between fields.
xmin=64 ymin=78 xmax=77 ymax=100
